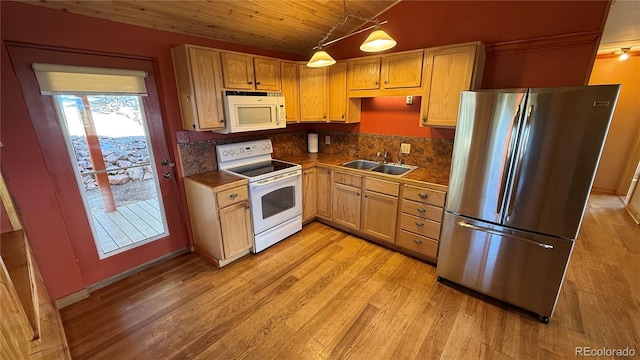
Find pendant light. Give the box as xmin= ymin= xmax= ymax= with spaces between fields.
xmin=360 ymin=22 xmax=397 ymax=52
xmin=307 ymin=0 xmax=397 ymax=67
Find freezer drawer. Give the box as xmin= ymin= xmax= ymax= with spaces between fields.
xmin=437 ymin=213 xmax=573 ymax=319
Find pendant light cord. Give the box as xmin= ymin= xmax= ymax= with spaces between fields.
xmin=317 ymin=0 xmax=380 ymax=48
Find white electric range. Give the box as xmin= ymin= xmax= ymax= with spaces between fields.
xmin=216 ymin=139 xmax=302 ymax=253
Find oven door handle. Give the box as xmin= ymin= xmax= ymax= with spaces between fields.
xmin=250 ymin=169 xmax=301 ymax=187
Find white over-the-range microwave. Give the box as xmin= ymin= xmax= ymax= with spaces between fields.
xmin=215 ymin=90 xmax=286 ymax=134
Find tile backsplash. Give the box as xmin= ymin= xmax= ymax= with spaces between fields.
xmin=177 ymin=130 xmax=453 ymax=176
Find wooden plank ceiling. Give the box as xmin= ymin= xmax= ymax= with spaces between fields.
xmin=19 ymin=0 xmax=400 ymax=56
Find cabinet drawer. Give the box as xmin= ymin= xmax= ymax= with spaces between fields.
xmin=396 ymin=230 xmax=438 ymax=258
xmin=365 ymin=177 xmax=399 ymax=197
xmin=399 ymin=213 xmax=441 ymax=240
xmin=402 ymin=185 xmax=446 ymax=207
xmin=401 ymin=199 xmax=443 ymax=222
xmin=334 ymin=172 xmax=362 ymax=188
xmin=216 ymin=186 xmax=249 ymax=208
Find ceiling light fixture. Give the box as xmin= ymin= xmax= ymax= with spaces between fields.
xmin=614 ymin=47 xmax=631 ymax=61
xmin=307 ymin=0 xmax=396 ymax=67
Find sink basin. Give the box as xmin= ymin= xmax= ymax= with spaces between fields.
xmin=341 ymin=159 xmax=380 ymax=170
xmin=371 ymin=163 xmax=418 ymax=176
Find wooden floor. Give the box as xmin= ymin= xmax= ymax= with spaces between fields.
xmin=60 ymin=194 xmax=640 ymax=359
xmin=92 ymin=198 xmax=164 ymax=254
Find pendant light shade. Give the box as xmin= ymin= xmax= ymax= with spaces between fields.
xmin=307 ymin=49 xmax=336 ymax=68
xmin=360 ymin=26 xmax=397 ymax=52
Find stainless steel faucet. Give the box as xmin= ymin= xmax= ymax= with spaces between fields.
xmin=376 ymin=151 xmax=389 ymax=163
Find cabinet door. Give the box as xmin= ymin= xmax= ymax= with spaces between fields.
xmin=299 ymin=65 xmax=327 ymax=122
xmin=186 ymin=47 xmax=225 ymax=130
xmin=421 ymin=43 xmax=484 ymax=127
xmin=280 ymin=61 xmax=299 ymax=123
xmin=362 ymin=190 xmax=398 ymax=244
xmin=381 ymin=50 xmax=423 ymax=89
xmin=221 ymin=52 xmax=255 ymax=90
xmin=302 ymin=167 xmax=317 ymax=222
xmin=254 ymin=57 xmax=281 ymax=91
xmin=332 ymin=183 xmax=361 ymax=230
xmin=348 ymin=57 xmax=381 ymax=90
xmin=316 ymin=167 xmax=332 ymax=219
xmin=328 ymin=62 xmax=347 ymax=122
xmin=219 ymin=201 xmax=253 ymax=259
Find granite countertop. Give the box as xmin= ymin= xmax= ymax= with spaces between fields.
xmin=185 ymin=153 xmax=450 ymax=190
xmin=279 ymin=153 xmax=450 ymax=189
xmin=184 ymin=170 xmax=247 ymax=190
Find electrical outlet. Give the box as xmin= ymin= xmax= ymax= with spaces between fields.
xmin=325 ymin=135 xmax=331 ymax=145
xmin=406 ymin=95 xmax=413 ymax=105
xmin=176 ymin=131 xmax=189 ymax=144
xmin=401 ymin=143 xmax=411 ymax=154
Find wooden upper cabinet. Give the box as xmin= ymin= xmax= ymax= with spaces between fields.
xmin=171 ymin=45 xmax=225 ymax=131
xmin=348 ymin=51 xmax=424 ymax=96
xmin=299 ymin=65 xmax=327 ymax=122
xmin=253 ymin=57 xmax=281 ymax=91
xmin=420 ymin=42 xmax=485 ymax=127
xmin=280 ymin=61 xmax=299 ymax=123
xmin=348 ymin=57 xmax=381 ymax=90
xmin=328 ymin=61 xmax=347 ymax=122
xmin=381 ymin=50 xmax=424 ymax=89
xmin=220 ymin=52 xmax=281 ymax=91
xmin=220 ymin=52 xmax=255 ymax=90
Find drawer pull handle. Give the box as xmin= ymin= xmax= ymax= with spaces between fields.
xmin=229 ymin=193 xmax=238 ymax=199
xmin=417 ymin=207 xmax=426 ymax=213
xmin=418 ymin=192 xmax=428 ymax=198
xmin=415 ymin=221 xmax=424 ymax=227
xmin=413 ymin=238 xmax=422 ymax=244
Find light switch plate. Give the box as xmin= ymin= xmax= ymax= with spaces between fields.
xmin=401 ymin=143 xmax=411 ymax=154
xmin=325 ymin=135 xmax=331 ymax=145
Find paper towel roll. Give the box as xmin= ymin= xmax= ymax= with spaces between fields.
xmin=308 ymin=133 xmax=319 ymax=153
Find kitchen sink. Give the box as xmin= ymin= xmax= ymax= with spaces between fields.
xmin=370 ymin=163 xmax=418 ymax=176
xmin=341 ymin=160 xmax=418 ymax=177
xmin=341 ymin=159 xmax=380 ymax=170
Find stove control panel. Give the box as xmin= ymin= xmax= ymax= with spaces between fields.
xmin=217 ymin=139 xmax=273 ymax=162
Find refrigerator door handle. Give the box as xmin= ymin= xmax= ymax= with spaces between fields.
xmin=507 ymin=105 xmax=534 ymax=217
xmin=497 ymin=104 xmax=522 ymax=214
xmin=457 ymin=220 xmax=554 ymax=249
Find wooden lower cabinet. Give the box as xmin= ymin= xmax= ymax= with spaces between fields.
xmin=302 ymin=167 xmax=317 ymax=223
xmin=184 ymin=178 xmax=253 ymax=267
xmin=316 ymin=166 xmax=332 ymax=219
xmin=332 ymin=182 xmax=361 ymax=231
xmin=362 ymin=190 xmax=398 ymax=244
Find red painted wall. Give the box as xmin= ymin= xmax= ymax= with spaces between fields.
xmin=0 ymin=2 xmax=304 ymax=299
xmin=0 ymin=0 xmax=609 ymax=299
xmin=319 ymin=0 xmax=610 ymax=139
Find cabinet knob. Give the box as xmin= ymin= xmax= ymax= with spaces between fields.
xmin=341 ymin=114 xmax=345 ymax=119
xmin=384 ymin=80 xmax=388 ymax=84
xmin=256 ymin=81 xmax=261 ymax=85
xmin=185 ymin=96 xmax=191 ymax=102
xmin=327 ymin=170 xmax=330 ymax=174
xmin=418 ymin=192 xmax=428 ymax=198
xmin=323 ymin=115 xmax=326 ymax=119
xmin=229 ymin=193 xmax=238 ymax=199
xmin=413 ymin=238 xmax=422 ymax=244
xmin=248 ymin=81 xmax=253 ymax=85
xmin=374 ymin=81 xmax=379 ymax=85
xmin=417 ymin=207 xmax=426 ymax=213
xmin=422 ymin=118 xmax=427 ymax=123
xmin=357 ymin=192 xmax=361 ymax=196
xmin=415 ymin=221 xmax=424 ymax=227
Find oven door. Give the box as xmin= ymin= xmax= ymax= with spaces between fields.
xmin=249 ymin=170 xmax=302 ymax=234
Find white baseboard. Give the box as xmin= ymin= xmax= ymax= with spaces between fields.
xmin=55 ymin=247 xmax=189 ymax=308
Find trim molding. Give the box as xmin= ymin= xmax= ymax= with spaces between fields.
xmin=88 ymin=248 xmax=189 ymax=292
xmin=56 ymin=248 xmax=189 ymax=308
xmin=486 ymin=31 xmax=601 ymax=55
xmin=55 ymin=289 xmax=90 ymax=309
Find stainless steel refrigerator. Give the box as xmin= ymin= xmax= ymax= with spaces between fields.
xmin=436 ymin=85 xmax=620 ymax=323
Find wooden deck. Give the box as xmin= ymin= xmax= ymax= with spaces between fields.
xmin=92 ymin=198 xmax=165 ymax=254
